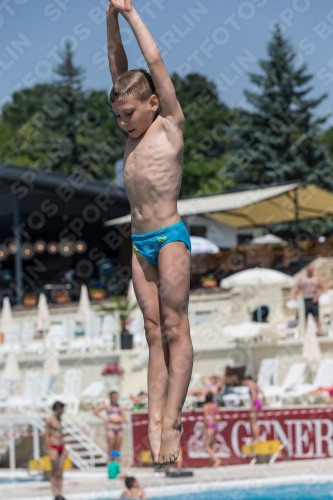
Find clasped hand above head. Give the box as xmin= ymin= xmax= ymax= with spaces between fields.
xmin=109 ymin=0 xmax=133 ymax=14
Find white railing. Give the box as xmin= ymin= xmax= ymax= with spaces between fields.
xmin=0 ymin=413 xmax=106 ymax=471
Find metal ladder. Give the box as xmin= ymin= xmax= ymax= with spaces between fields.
xmin=34 ymin=413 xmax=107 ymax=470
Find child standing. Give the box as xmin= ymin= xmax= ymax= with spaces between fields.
xmin=106 ymin=0 xmax=193 ymax=467
xmin=107 ymin=450 xmax=126 ymax=479
xmin=203 ymin=393 xmax=221 ymax=467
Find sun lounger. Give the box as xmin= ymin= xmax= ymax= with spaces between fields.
xmin=262 ymin=362 xmax=308 ymax=406
xmin=79 ymin=381 xmax=106 ymax=409
xmin=257 ymin=358 xmax=279 ymax=388
xmin=8 ymin=370 xmax=40 ymax=411
xmin=46 ymin=368 xmax=83 ymax=413
xmin=21 ymin=322 xmax=44 ymax=356
xmin=0 ymin=323 xmax=21 ymax=357
xmin=281 ymin=358 xmax=333 ymax=404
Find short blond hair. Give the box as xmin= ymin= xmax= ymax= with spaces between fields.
xmin=110 ymin=69 xmax=156 ymax=103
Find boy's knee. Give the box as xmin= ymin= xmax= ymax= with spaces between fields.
xmin=144 ymin=318 xmax=160 ymax=342
xmin=163 ymin=315 xmax=181 ymax=342
xmin=148 ymin=414 xmax=164 ymax=427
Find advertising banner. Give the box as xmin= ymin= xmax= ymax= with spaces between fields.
xmin=131 ymin=407 xmax=333 ymax=467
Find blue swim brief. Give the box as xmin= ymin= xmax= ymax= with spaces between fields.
xmin=131 ymin=220 xmax=191 ymax=266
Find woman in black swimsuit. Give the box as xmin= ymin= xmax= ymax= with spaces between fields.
xmin=94 ymin=391 xmax=126 ymax=459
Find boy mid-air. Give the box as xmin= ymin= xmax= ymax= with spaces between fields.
xmin=106 ymin=0 xmax=193 ymax=467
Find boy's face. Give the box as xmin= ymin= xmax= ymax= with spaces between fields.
xmin=112 ymin=94 xmax=159 ymax=139
xmin=54 ymin=407 xmax=64 ymax=418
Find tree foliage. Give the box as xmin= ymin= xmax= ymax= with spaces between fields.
xmin=172 ymin=73 xmax=233 ymax=195
xmin=1 ymin=43 xmax=126 ymax=180
xmin=225 ymin=25 xmax=331 ymax=190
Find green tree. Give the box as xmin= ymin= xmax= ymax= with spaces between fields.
xmin=225 ymin=25 xmax=330 ymax=189
xmin=172 ymin=73 xmax=233 ymax=195
xmin=1 ymin=43 xmax=126 ymax=180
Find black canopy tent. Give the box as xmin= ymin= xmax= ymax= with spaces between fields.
xmin=0 ymin=164 xmax=130 ymax=304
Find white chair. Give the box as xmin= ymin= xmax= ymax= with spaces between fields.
xmin=284 ymin=358 xmax=333 ymax=404
xmin=128 ymin=309 xmax=144 ymax=348
xmin=95 ymin=314 xmax=117 ymax=350
xmin=69 ymin=318 xmax=88 ymax=353
xmin=74 ymin=315 xmax=102 ymax=352
xmin=257 ymin=358 xmax=279 ymax=388
xmin=0 ymin=323 xmax=21 ymax=356
xmin=46 ymin=322 xmax=69 ymax=352
xmin=9 ymin=370 xmax=40 ymax=411
xmin=21 ymin=321 xmax=44 ymax=356
xmin=263 ymin=362 xmax=308 ymax=406
xmin=79 ymin=381 xmax=106 ymax=409
xmin=47 ymin=368 xmax=83 ymax=413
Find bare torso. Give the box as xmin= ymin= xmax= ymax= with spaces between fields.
xmin=46 ymin=416 xmax=64 ymax=446
xmin=123 ymin=115 xmax=183 ymax=234
xmin=104 ymin=404 xmax=124 ymax=434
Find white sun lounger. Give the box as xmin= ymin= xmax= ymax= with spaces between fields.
xmin=45 ymin=368 xmax=83 ymax=413
xmin=262 ymin=362 xmax=308 ymax=406
xmin=281 ymin=358 xmax=333 ymax=404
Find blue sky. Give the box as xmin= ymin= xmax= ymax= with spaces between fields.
xmin=2 ymin=0 xmax=333 ymax=123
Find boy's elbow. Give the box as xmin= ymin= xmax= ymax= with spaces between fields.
xmin=148 ymin=50 xmax=162 ymax=66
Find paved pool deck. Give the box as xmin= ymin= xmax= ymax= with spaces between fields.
xmin=1 ymin=459 xmax=333 ymax=499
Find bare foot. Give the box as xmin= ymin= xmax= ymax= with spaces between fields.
xmin=148 ymin=423 xmax=162 ymax=465
xmin=213 ymin=458 xmax=222 ymax=467
xmin=157 ymin=420 xmax=183 ymax=467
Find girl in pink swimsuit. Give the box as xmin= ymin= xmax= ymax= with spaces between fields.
xmin=94 ymin=391 xmax=125 ymax=460
xmin=203 ymin=392 xmax=221 ymax=467
xmin=243 ymin=377 xmax=264 ymax=443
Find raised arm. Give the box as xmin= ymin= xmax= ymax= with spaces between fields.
xmin=112 ymin=0 xmax=183 ymax=121
xmin=106 ymin=2 xmax=128 ymax=84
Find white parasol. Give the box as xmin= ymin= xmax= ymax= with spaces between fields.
xmin=250 ymin=234 xmax=287 ymax=245
xmin=37 ymin=293 xmax=51 ymax=332
xmin=319 ymin=290 xmax=333 ymax=337
xmin=222 ymin=322 xmax=281 ymax=342
xmin=2 ymin=350 xmax=21 ymax=384
xmin=43 ymin=344 xmax=60 ymax=377
xmin=43 ymin=343 xmax=60 ymax=394
xmin=190 ymin=236 xmax=220 ymax=255
xmin=302 ymin=316 xmax=321 ymax=361
xmin=0 ymin=297 xmax=13 ymax=333
xmin=77 ymin=285 xmax=93 ymax=322
xmin=220 ymin=267 xmax=295 ymax=289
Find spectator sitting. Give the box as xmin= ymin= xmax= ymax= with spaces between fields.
xmin=187 ymin=374 xmax=223 ymax=399
xmin=120 ymin=476 xmax=147 ymax=498
xmin=107 ymin=450 xmax=126 ymax=480
xmin=129 ymin=391 xmax=148 ymax=409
